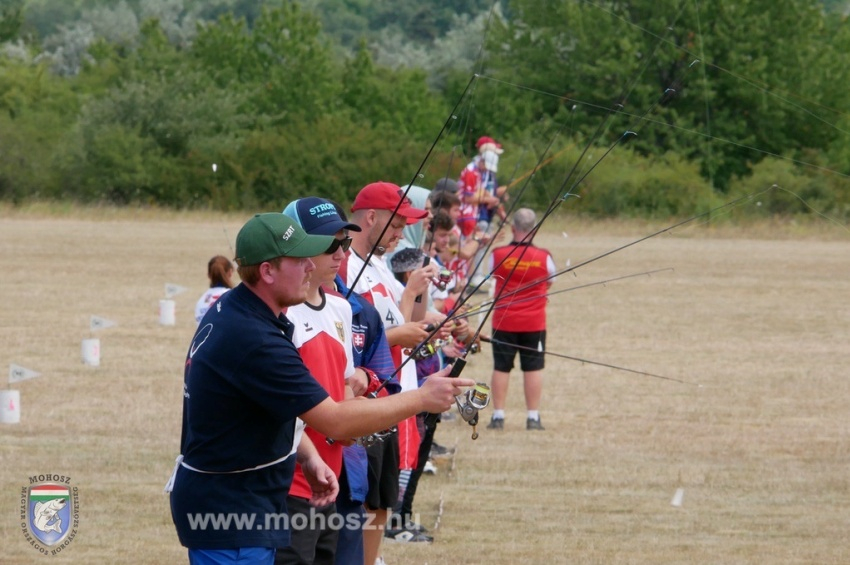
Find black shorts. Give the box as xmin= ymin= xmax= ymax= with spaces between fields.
xmin=364 ymin=433 xmax=399 ymax=510
xmin=491 ymin=329 xmax=546 ymax=372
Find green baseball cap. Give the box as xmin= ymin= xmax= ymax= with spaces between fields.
xmin=235 ymin=213 xmax=335 ymax=266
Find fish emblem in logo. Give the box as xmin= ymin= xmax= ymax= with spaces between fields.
xmin=27 ymin=483 xmax=73 ymax=546
xmin=33 ymin=498 xmax=66 ymax=533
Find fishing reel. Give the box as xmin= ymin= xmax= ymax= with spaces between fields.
xmin=406 ymin=340 xmax=439 ymax=361
xmin=455 ymin=382 xmax=491 ymax=440
xmin=356 ymin=426 xmax=397 ymax=448
xmin=328 ymin=426 xmax=397 ymax=447
xmin=432 ymin=268 xmax=453 ymax=291
xmin=404 ymin=338 xmax=451 ymax=361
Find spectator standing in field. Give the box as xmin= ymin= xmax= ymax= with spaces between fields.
xmin=194 ymin=255 xmax=234 ymax=323
xmin=485 ymin=208 xmax=556 ymax=431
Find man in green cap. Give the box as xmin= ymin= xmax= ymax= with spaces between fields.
xmin=167 ymin=213 xmax=473 ymax=565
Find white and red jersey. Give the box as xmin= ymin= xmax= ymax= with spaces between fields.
xmin=284 ymin=287 xmax=354 ymax=500
xmin=341 ymin=252 xmax=417 ymax=393
xmin=457 ymin=166 xmax=482 ymax=237
xmin=341 ymin=251 xmax=421 ymax=470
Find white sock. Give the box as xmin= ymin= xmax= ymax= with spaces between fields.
xmin=527 ymin=410 xmax=540 ymax=421
xmin=492 ymin=409 xmax=505 ymax=420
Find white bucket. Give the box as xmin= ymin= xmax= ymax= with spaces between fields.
xmin=1 ymin=390 xmax=21 ymax=424
xmin=159 ymin=299 xmax=176 ymax=326
xmin=82 ymin=338 xmax=101 ymax=366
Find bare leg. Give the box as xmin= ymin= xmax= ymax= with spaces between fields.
xmin=523 ymin=370 xmax=543 ymax=411
xmin=490 ymin=370 xmax=511 ymax=411
xmin=364 ymin=507 xmax=388 ymax=565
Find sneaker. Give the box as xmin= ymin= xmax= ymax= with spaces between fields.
xmin=423 ymin=460 xmax=437 ymax=475
xmin=375 ymin=558 xmax=386 ymax=565
xmin=429 ymin=442 xmax=454 ymax=459
xmin=389 ymin=514 xmax=429 ymax=533
xmin=486 ymin=417 xmax=504 ymax=430
xmin=526 ymin=417 xmax=545 ymax=431
xmin=384 ymin=527 xmax=433 ymax=543
xmin=403 ymin=520 xmax=429 ymax=533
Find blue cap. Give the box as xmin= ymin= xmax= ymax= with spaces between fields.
xmin=282 ymin=197 xmax=362 ymax=236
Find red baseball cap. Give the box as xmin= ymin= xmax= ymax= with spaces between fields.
xmin=351 ymin=181 xmax=428 ymax=225
xmin=476 ymin=135 xmax=504 ymax=154
xmin=476 ymin=136 xmax=496 ymax=148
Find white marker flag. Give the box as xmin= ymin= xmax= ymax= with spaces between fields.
xmin=9 ymin=364 xmax=41 ymax=383
xmin=90 ymin=315 xmax=117 ymax=331
xmin=165 ymin=283 xmax=188 ymax=299
xmin=671 ymin=488 xmax=685 ymax=507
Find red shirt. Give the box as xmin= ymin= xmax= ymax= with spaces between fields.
xmin=489 ymin=243 xmax=554 ymax=332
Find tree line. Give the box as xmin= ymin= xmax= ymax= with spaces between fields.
xmin=0 ymin=0 xmax=848 ymax=220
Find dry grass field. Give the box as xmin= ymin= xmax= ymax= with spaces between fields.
xmin=1 ymin=205 xmax=849 ymax=564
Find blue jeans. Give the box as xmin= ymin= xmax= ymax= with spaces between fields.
xmin=189 ymin=547 xmax=275 ymax=564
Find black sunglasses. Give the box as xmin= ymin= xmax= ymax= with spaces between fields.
xmin=324 ymin=236 xmax=352 ymax=255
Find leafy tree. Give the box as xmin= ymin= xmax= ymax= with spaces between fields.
xmin=192 ymin=4 xmax=338 ymax=120
xmin=341 ymin=42 xmax=447 ymax=138
xmin=0 ymin=0 xmax=23 ymax=42
xmin=0 ymin=57 xmax=79 ymax=201
xmin=487 ymin=0 xmax=849 ymax=192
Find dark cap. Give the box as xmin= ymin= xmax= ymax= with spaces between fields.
xmin=282 ymin=197 xmax=362 ymax=235
xmin=433 ymin=177 xmax=459 ymax=193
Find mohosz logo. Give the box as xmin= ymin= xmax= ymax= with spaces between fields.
xmin=20 ymin=474 xmax=80 ymax=556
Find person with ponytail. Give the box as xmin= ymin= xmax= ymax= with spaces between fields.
xmin=194 ymin=255 xmax=234 ymax=323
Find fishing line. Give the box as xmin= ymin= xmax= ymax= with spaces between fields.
xmin=479 ymin=74 xmax=850 ymax=183
xmin=582 ymin=0 xmax=850 ymax=136
xmin=382 ymin=5 xmax=762 ymax=387
xmin=447 ymin=7 xmax=703 ymax=321
xmin=345 ymin=74 xmax=478 ymax=299
xmin=453 ymin=186 xmax=772 ymax=321
xmin=693 ymin=0 xmax=715 ymax=188
xmin=454 ymin=268 xmax=674 ymax=321
xmin=753 ymin=184 xmax=850 ymax=233
xmin=480 ymin=336 xmax=700 ymax=386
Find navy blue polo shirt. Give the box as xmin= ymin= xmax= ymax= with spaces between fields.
xmin=170 ymin=283 xmax=329 ymax=549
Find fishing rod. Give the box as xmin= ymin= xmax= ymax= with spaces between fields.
xmin=453 ymin=102 xmax=605 ymax=302
xmin=466 ymin=2 xmax=694 ymax=245
xmin=441 ymin=184 xmax=774 ymax=390
xmin=437 ymin=188 xmax=769 ymax=416
xmin=427 ymin=187 xmax=770 ymax=431
xmin=370 ymin=9 xmax=704 ymax=430
xmin=474 ymin=186 xmax=771 ymax=311
xmin=420 ymin=52 xmax=704 ymax=372
xmin=345 ymin=74 xmax=477 ymax=300
xmin=453 ymin=268 xmax=674 ymax=321
xmin=479 ymin=336 xmax=700 ymax=386
xmin=451 ymin=54 xmax=706 ymax=310
xmin=456 ymin=58 xmax=701 ymax=304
